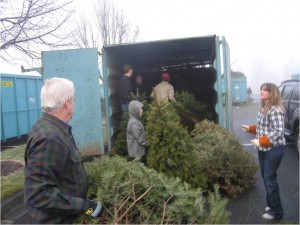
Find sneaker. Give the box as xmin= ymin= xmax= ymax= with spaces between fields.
xmin=262 ymin=213 xmax=274 ymax=220
xmin=265 ymin=206 xmax=271 ymax=211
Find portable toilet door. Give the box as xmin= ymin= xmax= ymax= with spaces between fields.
xmin=231 ymin=73 xmax=248 ymax=104
xmin=42 ymin=48 xmax=104 ymax=155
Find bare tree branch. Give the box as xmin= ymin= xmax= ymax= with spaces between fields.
xmin=94 ymin=0 xmax=139 ymax=46
xmin=70 ymin=14 xmax=99 ymax=49
xmin=0 ymin=0 xmax=75 ymax=63
xmin=71 ymin=0 xmax=139 ymax=49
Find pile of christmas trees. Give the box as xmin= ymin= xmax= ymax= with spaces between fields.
xmin=87 ymin=91 xmax=257 ymax=224
xmin=80 ymin=156 xmax=230 ymax=224
xmin=146 ymin=95 xmax=257 ymax=196
xmin=113 ymin=92 xmax=257 ymax=196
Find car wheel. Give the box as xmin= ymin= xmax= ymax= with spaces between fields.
xmin=295 ymin=127 xmax=300 ymax=156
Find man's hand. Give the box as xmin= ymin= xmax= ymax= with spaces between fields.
xmin=241 ymin=125 xmax=249 ymax=132
xmin=84 ymin=201 xmax=102 ymax=218
xmin=251 ymin=139 xmax=260 ymax=147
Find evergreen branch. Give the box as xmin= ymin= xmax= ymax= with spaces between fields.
xmin=114 ymin=188 xmax=119 ymax=222
xmin=131 ymin=175 xmax=136 ymax=200
xmin=161 ymin=194 xmax=175 ymax=224
xmin=116 ymin=184 xmax=153 ymax=223
xmin=173 ymin=101 xmax=200 ymax=123
xmin=115 ymin=190 xmax=131 ymax=216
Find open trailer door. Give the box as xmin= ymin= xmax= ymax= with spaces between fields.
xmin=42 ymin=48 xmax=105 ymax=155
xmin=214 ymin=36 xmax=233 ymax=131
xmin=222 ymin=36 xmax=233 ymax=131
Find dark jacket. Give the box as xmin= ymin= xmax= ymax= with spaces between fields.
xmin=24 ymin=113 xmax=93 ymax=223
xmin=120 ymin=74 xmax=132 ymax=104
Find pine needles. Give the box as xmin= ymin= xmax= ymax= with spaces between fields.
xmin=81 ymin=156 xmax=230 ymax=224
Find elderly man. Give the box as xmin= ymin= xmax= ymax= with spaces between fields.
xmin=24 ymin=77 xmax=102 ymax=223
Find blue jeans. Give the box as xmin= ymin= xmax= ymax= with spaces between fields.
xmin=258 ymin=145 xmax=285 ymax=219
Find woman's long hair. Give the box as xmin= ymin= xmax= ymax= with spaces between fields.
xmin=260 ymin=83 xmax=285 ymax=114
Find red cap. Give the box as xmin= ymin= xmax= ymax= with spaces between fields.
xmin=161 ymin=73 xmax=170 ymax=80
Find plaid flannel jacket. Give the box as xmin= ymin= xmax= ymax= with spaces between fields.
xmin=256 ymin=106 xmax=286 ymax=151
xmin=24 ymin=113 xmax=90 ymax=223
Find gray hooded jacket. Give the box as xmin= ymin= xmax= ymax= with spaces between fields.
xmin=126 ymin=101 xmax=147 ymax=158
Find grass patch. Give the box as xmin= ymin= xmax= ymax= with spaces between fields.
xmin=1 ymin=171 xmax=24 ymax=200
xmin=1 ymin=144 xmax=26 ymax=162
xmin=0 ymin=132 xmax=108 ymax=200
xmin=1 ymin=145 xmax=26 ymax=200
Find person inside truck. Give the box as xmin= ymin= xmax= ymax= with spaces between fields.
xmin=120 ymin=64 xmax=133 ymax=112
xmin=241 ymin=82 xmax=285 ymax=221
xmin=24 ymin=77 xmax=103 ymax=223
xmin=132 ymin=75 xmax=144 ymax=96
xmin=151 ymin=72 xmax=176 ymax=106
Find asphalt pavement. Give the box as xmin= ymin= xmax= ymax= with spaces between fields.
xmin=1 ymin=102 xmax=299 ymax=224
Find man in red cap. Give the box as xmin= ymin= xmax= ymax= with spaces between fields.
xmin=151 ymin=72 xmax=176 ymax=105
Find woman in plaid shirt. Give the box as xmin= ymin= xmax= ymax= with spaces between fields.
xmin=241 ymin=83 xmax=285 ymax=220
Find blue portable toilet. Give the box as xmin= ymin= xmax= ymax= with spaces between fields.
xmin=1 ymin=73 xmax=42 ymax=141
xmin=231 ymin=71 xmax=248 ymax=104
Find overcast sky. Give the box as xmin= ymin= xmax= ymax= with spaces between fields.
xmin=2 ymin=0 xmax=299 ymax=93
xmin=114 ymin=0 xmax=300 ymax=93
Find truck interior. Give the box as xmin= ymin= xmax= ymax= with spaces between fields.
xmin=102 ymin=35 xmax=219 ymax=135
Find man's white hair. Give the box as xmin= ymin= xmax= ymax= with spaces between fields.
xmin=41 ymin=77 xmax=75 ymax=113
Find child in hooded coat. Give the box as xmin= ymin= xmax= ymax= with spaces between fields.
xmin=126 ymin=100 xmax=148 ymax=163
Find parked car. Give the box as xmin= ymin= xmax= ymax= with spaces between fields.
xmin=278 ymin=79 xmax=299 ymax=154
